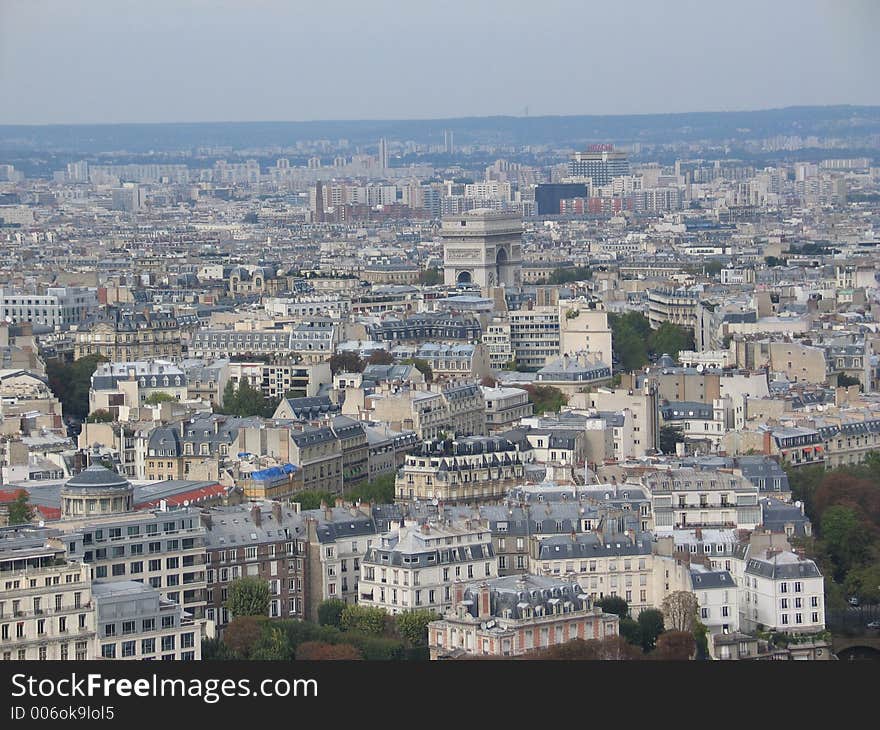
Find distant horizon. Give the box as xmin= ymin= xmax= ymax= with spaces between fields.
xmin=2 ymin=0 xmax=878 ymax=126
xmin=2 ymin=103 xmax=879 ymax=129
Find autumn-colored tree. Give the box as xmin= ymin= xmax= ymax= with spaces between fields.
xmin=296 ymin=641 xmax=363 ymax=660
xmin=652 ymin=630 xmax=696 ymax=660
xmin=222 ymin=615 xmax=269 ymax=659
xmin=480 ymin=376 xmax=497 ymax=387
xmin=661 ymin=591 xmax=698 ymax=633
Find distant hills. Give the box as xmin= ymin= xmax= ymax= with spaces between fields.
xmin=1 ymin=105 xmax=879 ymax=153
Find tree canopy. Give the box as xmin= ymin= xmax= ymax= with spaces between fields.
xmin=329 ymin=352 xmax=365 ymax=375
xmin=523 ymin=384 xmax=568 ymax=415
xmin=7 ymin=491 xmax=34 ymax=525
xmin=218 ymin=379 xmax=276 ymax=418
xmin=46 ymin=354 xmax=107 ymax=420
xmin=224 ymin=577 xmax=270 ymax=618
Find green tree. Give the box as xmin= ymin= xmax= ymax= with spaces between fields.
xmin=46 ymin=354 xmax=107 ymax=420
xmin=523 ymin=384 xmax=568 ymax=415
xmin=251 ymin=625 xmax=293 ymax=660
xmin=609 ymin=311 xmax=652 ymax=372
xmin=820 ymin=505 xmax=870 ymax=580
xmin=659 ymin=425 xmax=685 ymax=455
xmin=548 ymin=266 xmax=592 ymax=285
xmin=347 ymin=473 xmax=396 ymax=504
xmin=637 ymin=608 xmax=665 ymax=652
xmin=292 ymin=491 xmax=335 ymax=510
xmin=329 ymin=352 xmax=365 ymax=375
xmin=317 ymin=599 xmax=348 ymax=628
xmin=692 ymin=619 xmax=709 ymax=660
xmin=836 ymin=373 xmax=861 ymax=389
xmin=619 ymin=617 xmax=642 ymax=647
xmin=144 ymin=391 xmax=176 ymax=405
xmin=85 ymin=409 xmax=114 ymax=423
xmin=595 ymin=595 xmax=629 ymax=619
xmin=7 ymin=491 xmax=34 ymax=525
xmin=218 ymin=379 xmax=272 ymax=417
xmin=394 ymin=609 xmax=439 ymax=647
xmin=224 ymin=577 xmax=270 ymax=618
xmin=367 ymin=350 xmax=395 ymax=366
xmin=648 ymin=322 xmax=694 ymax=360
xmin=404 ymin=358 xmax=433 ymax=383
xmin=201 ymin=636 xmax=238 ymax=660
xmin=418 ymin=268 xmax=442 ymax=286
xmin=339 ymin=605 xmax=388 ymax=636
xmin=843 ymin=561 xmax=880 ymax=605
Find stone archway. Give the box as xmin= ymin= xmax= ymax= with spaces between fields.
xmin=495 ymin=247 xmax=508 ymax=284
xmin=457 ymin=270 xmax=472 ymax=284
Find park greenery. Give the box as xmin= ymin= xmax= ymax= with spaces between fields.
xmin=291 ymin=472 xmax=397 ymax=510
xmin=204 ymin=597 xmax=437 ymax=661
xmin=609 ymin=312 xmax=695 ymax=372
xmin=46 ymin=354 xmax=108 ymax=420
xmin=217 ymin=379 xmax=279 ymax=418
xmin=224 ymin=576 xmax=270 ymax=618
xmin=786 ymin=457 xmax=880 ymax=612
xmin=144 ymin=391 xmax=177 ymax=405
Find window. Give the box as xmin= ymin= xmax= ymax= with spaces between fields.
xmin=122 ymin=621 xmax=135 ymax=635
xmin=161 ymin=616 xmax=174 ymax=629
xmin=143 ymin=619 xmax=155 ymax=632
xmin=122 ymin=641 xmax=136 ymax=658
xmin=101 ymin=644 xmax=116 ymax=659
xmin=811 ymin=596 xmax=819 ymax=607
xmin=161 ymin=636 xmax=175 ymax=652
xmin=104 ymin=624 xmax=116 ymax=637
xmin=700 ymin=607 xmax=709 ymax=619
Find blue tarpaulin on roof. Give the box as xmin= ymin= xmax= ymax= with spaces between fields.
xmin=251 ymin=463 xmax=298 ymax=481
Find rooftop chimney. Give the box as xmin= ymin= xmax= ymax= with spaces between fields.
xmin=272 ymin=501 xmax=282 ymax=523
xmin=251 ymin=504 xmax=262 ymax=527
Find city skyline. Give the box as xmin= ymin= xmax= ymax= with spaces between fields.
xmin=1 ymin=0 xmax=879 ymax=125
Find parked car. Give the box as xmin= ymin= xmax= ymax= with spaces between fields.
xmin=848 ymin=596 xmax=860 ymax=606
xmin=867 ymin=620 xmax=880 ymax=629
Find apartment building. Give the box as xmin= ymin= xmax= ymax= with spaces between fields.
xmin=62 ymin=507 xmax=208 ymax=620
xmin=737 ymin=546 xmax=825 ymax=634
xmin=227 ymin=360 xmax=330 ymax=401
xmin=428 ymin=575 xmax=620 ymax=659
xmin=302 ymin=502 xmax=402 ymax=621
xmin=74 ymin=308 xmax=182 ymax=361
xmin=359 ymin=519 xmax=497 ymax=616
xmin=145 ymin=413 xmax=261 ymax=481
xmin=640 ymin=467 xmax=761 ymax=532
xmin=93 ymin=580 xmax=200 ymax=660
xmin=508 ymin=306 xmax=560 ymax=370
xmin=530 ymin=532 xmax=655 ymax=616
xmin=395 ymin=436 xmax=529 ymax=504
xmin=89 ymin=360 xmax=188 ymax=414
xmin=0 ymin=527 xmax=95 ymax=661
xmin=481 ymin=385 xmax=533 ymax=431
xmin=0 ymin=287 xmax=98 ymax=331
xmin=203 ymin=502 xmax=307 ymax=628
xmin=368 ymin=382 xmax=486 ymax=441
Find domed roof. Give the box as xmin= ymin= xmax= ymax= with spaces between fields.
xmin=63 ymin=465 xmax=131 ymax=491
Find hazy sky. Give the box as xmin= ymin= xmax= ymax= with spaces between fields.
xmin=1 ymin=0 xmax=878 ymax=125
